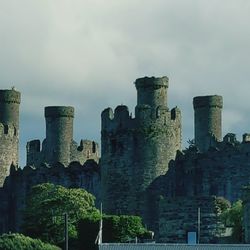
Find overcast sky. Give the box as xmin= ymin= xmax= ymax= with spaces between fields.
xmin=1 ymin=0 xmax=250 ymax=166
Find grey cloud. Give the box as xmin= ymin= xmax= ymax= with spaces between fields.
xmin=1 ymin=1 xmax=250 ymax=165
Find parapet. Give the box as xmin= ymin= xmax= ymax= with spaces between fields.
xmin=171 ymin=107 xmax=181 ymax=120
xmin=134 ymin=76 xmax=169 ymax=89
xmin=193 ymin=95 xmax=223 ymax=109
xmin=26 ymin=140 xmax=41 ymax=152
xmin=0 ymin=89 xmax=21 ymax=104
xmin=101 ymin=108 xmax=114 ymax=121
xmin=114 ymin=105 xmax=130 ymax=120
xmin=45 ymin=106 xmax=74 ymax=118
xmin=243 ymin=134 xmax=250 ymax=143
xmin=223 ymin=133 xmax=237 ymax=144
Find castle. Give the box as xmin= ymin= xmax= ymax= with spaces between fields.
xmin=1 ymin=77 xmax=250 ymax=243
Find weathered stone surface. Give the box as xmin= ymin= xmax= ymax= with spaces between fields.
xmin=0 ymin=160 xmax=100 ymax=233
xmin=101 ymin=76 xmax=181 ymax=217
xmin=193 ymin=95 xmax=223 ymax=152
xmin=0 ymin=89 xmax=20 ymax=187
xmin=158 ymin=196 xmax=225 ymax=243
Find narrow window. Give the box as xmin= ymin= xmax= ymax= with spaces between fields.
xmin=92 ymin=141 xmax=96 ymax=153
xmin=4 ymin=125 xmax=8 ymax=134
xmin=111 ymin=139 xmax=117 ymax=154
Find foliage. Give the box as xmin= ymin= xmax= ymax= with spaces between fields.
xmin=215 ymin=197 xmax=231 ymax=214
xmin=0 ymin=233 xmax=60 ymax=250
xmin=220 ymin=200 xmax=243 ymax=243
xmin=78 ymin=214 xmax=150 ymax=250
xmin=22 ymin=183 xmax=99 ymax=247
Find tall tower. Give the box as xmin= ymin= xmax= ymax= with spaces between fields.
xmin=44 ymin=106 xmax=74 ymax=165
xmin=26 ymin=106 xmax=99 ymax=166
xmin=0 ymin=89 xmax=21 ymax=187
xmin=101 ymin=76 xmax=181 ymax=218
xmin=193 ymin=95 xmax=223 ymax=152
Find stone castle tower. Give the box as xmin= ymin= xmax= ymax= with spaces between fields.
xmin=193 ymin=95 xmax=223 ymax=152
xmin=101 ymin=76 xmax=181 ymax=216
xmin=27 ymin=106 xmax=99 ymax=166
xmin=0 ymin=89 xmax=21 ymax=187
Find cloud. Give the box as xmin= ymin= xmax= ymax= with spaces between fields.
xmin=1 ymin=0 xmax=250 ymax=165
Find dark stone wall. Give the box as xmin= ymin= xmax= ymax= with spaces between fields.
xmin=0 ymin=160 xmax=100 ymax=234
xmin=158 ymin=196 xmax=225 ymax=243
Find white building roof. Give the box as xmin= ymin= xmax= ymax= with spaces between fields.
xmin=99 ymin=243 xmax=250 ymax=250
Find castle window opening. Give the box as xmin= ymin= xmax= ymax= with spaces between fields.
xmin=92 ymin=142 xmax=96 ymax=153
xmin=3 ymin=125 xmax=8 ymax=134
xmin=111 ymin=139 xmax=117 ymax=154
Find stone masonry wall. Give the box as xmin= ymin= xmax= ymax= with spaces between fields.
xmin=101 ymin=77 xmax=182 ymax=221
xmin=158 ymin=196 xmax=225 ymax=243
xmin=166 ymin=141 xmax=250 ymax=202
xmin=0 ymin=160 xmax=100 ymax=233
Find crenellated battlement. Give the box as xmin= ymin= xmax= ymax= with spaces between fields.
xmin=193 ymin=95 xmax=223 ymax=109
xmin=26 ymin=140 xmax=41 ymax=153
xmin=135 ymin=76 xmax=169 ymax=89
xmin=0 ymin=123 xmax=18 ymax=137
xmin=0 ymin=89 xmax=21 ymax=104
xmin=135 ymin=76 xmax=169 ymax=108
xmin=77 ymin=140 xmax=98 ymax=154
xmin=101 ymin=105 xmax=135 ymax=131
xmin=45 ymin=106 xmax=74 ymax=118
xmin=171 ymin=107 xmax=181 ymax=121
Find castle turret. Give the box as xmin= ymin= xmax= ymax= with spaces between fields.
xmin=101 ymin=76 xmax=181 ymax=220
xmin=193 ymin=95 xmax=223 ymax=152
xmin=44 ymin=106 xmax=74 ymax=165
xmin=0 ymin=89 xmax=21 ymax=186
xmin=26 ymin=106 xmax=99 ymax=167
xmin=135 ymin=76 xmax=169 ymax=108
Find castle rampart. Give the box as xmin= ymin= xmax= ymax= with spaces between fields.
xmin=193 ymin=95 xmax=223 ymax=152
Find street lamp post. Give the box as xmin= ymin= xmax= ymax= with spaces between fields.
xmin=64 ymin=213 xmax=68 ymax=250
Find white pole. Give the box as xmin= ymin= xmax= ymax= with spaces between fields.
xmin=198 ymin=207 xmax=200 ymax=244
xmin=99 ymin=203 xmax=103 ymax=245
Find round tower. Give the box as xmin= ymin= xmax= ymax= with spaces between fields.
xmin=193 ymin=95 xmax=223 ymax=152
xmin=135 ymin=76 xmax=169 ymax=108
xmin=44 ymin=106 xmax=74 ymax=165
xmin=0 ymin=89 xmax=21 ymax=187
xmin=101 ymin=76 xmax=182 ymax=220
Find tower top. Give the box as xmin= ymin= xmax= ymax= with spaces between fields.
xmin=45 ymin=106 xmax=74 ymax=118
xmin=0 ymin=89 xmax=21 ymax=104
xmin=193 ymin=95 xmax=223 ymax=109
xmin=135 ymin=76 xmax=169 ymax=89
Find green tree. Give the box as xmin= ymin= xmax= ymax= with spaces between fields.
xmin=22 ymin=183 xmax=99 ymax=247
xmin=0 ymin=233 xmax=60 ymax=250
xmin=78 ymin=214 xmax=150 ymax=250
xmin=221 ymin=200 xmax=243 ymax=242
